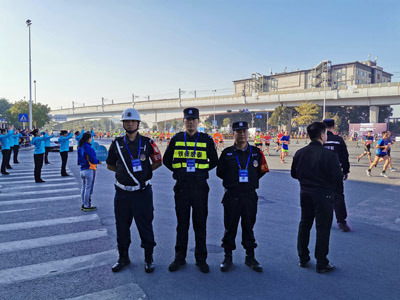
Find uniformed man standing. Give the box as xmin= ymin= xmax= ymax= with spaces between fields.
xmin=323 ymin=119 xmax=351 ymax=232
xmin=106 ymin=108 xmax=162 ymax=273
xmin=291 ymin=122 xmax=343 ymax=273
xmin=217 ymin=121 xmax=269 ymax=272
xmin=163 ymin=107 xmax=218 ymax=273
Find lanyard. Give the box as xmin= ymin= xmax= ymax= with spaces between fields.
xmin=124 ymin=135 xmax=141 ymax=159
xmin=234 ymin=143 xmax=252 ymax=170
xmin=184 ymin=132 xmax=199 ymax=159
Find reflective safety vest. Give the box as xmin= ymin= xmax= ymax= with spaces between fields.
xmin=172 ymin=140 xmax=210 ymax=170
xmin=254 ymin=135 xmax=262 ymax=143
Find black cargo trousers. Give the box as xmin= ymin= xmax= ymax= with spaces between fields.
xmin=297 ymin=187 xmax=334 ymax=268
xmin=173 ymin=180 xmax=209 ymax=263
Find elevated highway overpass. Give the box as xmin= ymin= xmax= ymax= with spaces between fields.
xmin=50 ymin=82 xmax=400 ymax=127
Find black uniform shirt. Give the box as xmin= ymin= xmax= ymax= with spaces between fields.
xmin=291 ymin=141 xmax=343 ymax=192
xmin=106 ymin=134 xmax=155 ymax=186
xmin=163 ymin=131 xmax=218 ymax=182
xmin=324 ymin=131 xmax=350 ymax=175
xmin=217 ymin=143 xmax=268 ymax=192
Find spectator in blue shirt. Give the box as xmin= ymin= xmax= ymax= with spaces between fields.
xmin=59 ymin=130 xmax=73 ymax=176
xmin=280 ymin=131 xmax=290 ymax=164
xmin=44 ymin=130 xmax=54 ymax=164
xmin=12 ymin=129 xmax=22 ymax=164
xmin=31 ymin=129 xmax=46 ymax=182
xmin=0 ymin=126 xmax=14 ymax=175
xmin=78 ymin=132 xmax=101 ymax=211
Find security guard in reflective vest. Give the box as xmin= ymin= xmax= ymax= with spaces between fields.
xmin=106 ymin=108 xmax=162 ymax=273
xmin=323 ymin=119 xmax=351 ymax=232
xmin=217 ymin=121 xmax=269 ymax=272
xmin=163 ymin=107 xmax=218 ymax=273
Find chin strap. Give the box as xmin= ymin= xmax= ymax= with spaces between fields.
xmin=126 ymin=129 xmax=138 ymax=134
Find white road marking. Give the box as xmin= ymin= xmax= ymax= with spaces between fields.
xmin=0 ymin=249 xmax=116 ymax=284
xmin=0 ymin=177 xmax=75 ymax=185
xmin=0 ymin=195 xmax=80 ymax=206
xmin=1 ymin=182 xmax=77 ymax=190
xmin=0 ymin=229 xmax=108 ymax=254
xmin=65 ymin=283 xmax=147 ymax=300
xmin=0 ymin=214 xmax=99 ymax=232
xmin=0 ymin=187 xmax=80 ymax=197
xmin=0 ymin=208 xmax=37 ymax=214
xmin=0 ymin=174 xmax=75 ymax=181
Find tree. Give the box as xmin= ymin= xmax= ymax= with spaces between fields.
xmin=141 ymin=121 xmax=149 ymax=129
xmin=267 ymin=106 xmax=290 ymax=129
xmin=0 ymin=98 xmax=12 ymax=118
xmin=6 ymin=100 xmax=50 ymax=128
xmin=171 ymin=119 xmax=179 ymax=131
xmin=292 ymin=102 xmax=321 ymax=126
xmin=152 ymin=124 xmax=157 ymax=131
xmin=223 ymin=117 xmax=231 ymax=127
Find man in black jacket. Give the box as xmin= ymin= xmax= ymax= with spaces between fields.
xmin=323 ymin=119 xmax=351 ymax=232
xmin=217 ymin=121 xmax=269 ymax=272
xmin=163 ymin=107 xmax=218 ymax=273
xmin=291 ymin=122 xmax=343 ymax=273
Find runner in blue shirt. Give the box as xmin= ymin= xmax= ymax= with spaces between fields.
xmin=366 ymin=131 xmax=391 ymax=178
xmin=280 ymin=131 xmax=290 ymax=164
xmin=357 ymin=131 xmax=374 ymax=163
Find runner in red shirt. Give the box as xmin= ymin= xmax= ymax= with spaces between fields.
xmin=263 ymin=131 xmax=272 ymax=156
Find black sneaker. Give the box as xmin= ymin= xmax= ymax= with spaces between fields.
xmin=168 ymin=260 xmax=186 ymax=272
xmin=144 ymin=259 xmax=155 ymax=273
xmin=82 ymin=206 xmax=97 ymax=212
xmin=299 ymin=257 xmax=311 ymax=268
xmin=196 ymin=261 xmax=210 ymax=273
xmin=338 ymin=222 xmax=351 ymax=232
xmin=1 ymin=172 xmax=10 ymax=175
xmin=35 ymin=179 xmax=46 ymax=183
xmin=220 ymin=256 xmax=233 ymax=272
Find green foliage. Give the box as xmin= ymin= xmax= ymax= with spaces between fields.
xmin=0 ymin=98 xmax=12 ymax=117
xmin=6 ymin=100 xmax=50 ymax=128
xmin=267 ymin=106 xmax=290 ymax=129
xmin=171 ymin=119 xmax=180 ymax=131
xmin=223 ymin=118 xmax=231 ymax=127
xmin=292 ymin=102 xmax=321 ymax=126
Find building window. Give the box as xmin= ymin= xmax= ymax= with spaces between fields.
xmin=357 ymin=70 xmax=359 ymax=75
xmin=356 ymin=79 xmax=359 ymax=84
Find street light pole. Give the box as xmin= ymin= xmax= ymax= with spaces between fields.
xmin=212 ymin=89 xmax=216 ymax=130
xmin=323 ymin=66 xmax=327 ymax=119
xmin=34 ymin=80 xmax=37 ymax=104
xmin=26 ymin=19 xmax=33 ymax=130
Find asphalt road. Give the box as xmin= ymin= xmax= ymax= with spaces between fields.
xmin=0 ymin=138 xmax=399 ymax=300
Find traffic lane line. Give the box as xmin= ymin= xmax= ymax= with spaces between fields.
xmin=65 ymin=283 xmax=147 ymax=300
xmin=0 ymin=187 xmax=80 ymax=197
xmin=0 ymin=195 xmax=80 ymax=206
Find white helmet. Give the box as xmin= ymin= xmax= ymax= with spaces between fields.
xmin=121 ymin=108 xmax=141 ymax=121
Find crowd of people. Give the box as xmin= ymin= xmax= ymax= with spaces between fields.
xmin=0 ymin=106 xmax=397 ymax=276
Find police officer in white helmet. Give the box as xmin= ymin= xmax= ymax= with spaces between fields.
xmin=106 ymin=108 xmax=162 ymax=273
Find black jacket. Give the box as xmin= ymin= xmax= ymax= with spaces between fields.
xmin=291 ymin=141 xmax=343 ymax=192
xmin=324 ymin=131 xmax=350 ymax=174
xmin=163 ymin=131 xmax=218 ymax=182
xmin=217 ymin=143 xmax=269 ymax=192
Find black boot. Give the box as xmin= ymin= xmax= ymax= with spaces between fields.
xmin=220 ymin=249 xmax=233 ymax=272
xmin=112 ymin=248 xmax=130 ymax=272
xmin=245 ymin=249 xmax=262 ymax=273
xmin=144 ymin=248 xmax=155 ymax=273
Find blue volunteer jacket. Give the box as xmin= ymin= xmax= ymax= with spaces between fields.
xmin=0 ymin=130 xmax=14 ymax=150
xmin=78 ymin=142 xmax=99 ymax=170
xmin=59 ymin=133 xmax=73 ymax=152
xmin=44 ymin=133 xmax=54 ymax=147
xmin=32 ymin=136 xmax=46 ymax=154
xmin=13 ymin=133 xmax=22 ymax=146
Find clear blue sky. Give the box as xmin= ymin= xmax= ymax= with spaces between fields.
xmin=1 ymin=0 xmax=399 ymax=115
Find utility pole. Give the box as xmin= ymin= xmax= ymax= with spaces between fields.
xmin=26 ymin=19 xmax=33 ymax=130
xmin=102 ymin=97 xmax=104 ymax=112
xmin=179 ymin=88 xmax=182 ymax=107
xmin=194 ymin=90 xmax=197 ymax=98
xmin=34 ymin=80 xmax=37 ymax=104
xmin=132 ymin=94 xmax=135 ymax=107
xmin=212 ymin=89 xmax=217 ymax=130
xmin=72 ymin=101 xmax=75 ymax=114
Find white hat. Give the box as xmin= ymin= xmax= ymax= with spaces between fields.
xmin=121 ymin=108 xmax=141 ymax=121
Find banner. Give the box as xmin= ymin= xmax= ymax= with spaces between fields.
xmin=349 ymin=123 xmax=387 ymax=138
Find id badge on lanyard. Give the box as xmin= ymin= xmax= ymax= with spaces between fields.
xmin=132 ymin=159 xmax=142 ymax=172
xmin=239 ymin=169 xmax=249 ymax=182
xmin=185 ymin=132 xmax=199 ymax=173
xmin=186 ymin=159 xmax=196 ymax=172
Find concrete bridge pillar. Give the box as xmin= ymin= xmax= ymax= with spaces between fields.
xmin=369 ymin=106 xmax=379 ymax=123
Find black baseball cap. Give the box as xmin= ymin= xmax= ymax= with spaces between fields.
xmin=232 ymin=121 xmax=249 ymax=131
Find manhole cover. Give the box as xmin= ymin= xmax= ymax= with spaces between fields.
xmin=190 ymin=244 xmax=223 ymax=253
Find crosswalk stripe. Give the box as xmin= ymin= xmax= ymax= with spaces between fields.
xmin=0 ymin=187 xmax=80 ymax=197
xmin=0 ymin=177 xmax=75 ymax=185
xmin=65 ymin=283 xmax=147 ymax=300
xmin=0 ymin=214 xmax=98 ymax=232
xmin=0 ymin=208 xmax=37 ymax=214
xmin=1 ymin=182 xmax=77 ymax=190
xmin=0 ymin=229 xmax=108 ymax=254
xmin=6 ymin=169 xmax=71 ymax=175
xmin=0 ymin=249 xmax=115 ymax=285
xmin=0 ymin=195 xmax=80 ymax=206
xmin=0 ymin=174 xmax=75 ymax=181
